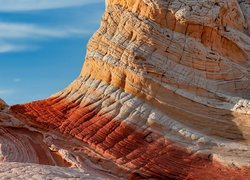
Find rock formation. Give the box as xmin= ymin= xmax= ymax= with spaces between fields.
xmin=0 ymin=99 xmax=7 ymax=110
xmin=1 ymin=0 xmax=250 ymax=179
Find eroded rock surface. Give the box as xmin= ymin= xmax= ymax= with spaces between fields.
xmin=1 ymin=0 xmax=250 ymax=179
xmin=0 ymin=162 xmax=107 ymax=180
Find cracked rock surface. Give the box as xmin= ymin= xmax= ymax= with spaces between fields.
xmin=1 ymin=0 xmax=250 ymax=179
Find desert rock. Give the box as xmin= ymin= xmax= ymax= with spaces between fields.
xmin=0 ymin=99 xmax=7 ymax=110
xmin=1 ymin=0 xmax=250 ymax=179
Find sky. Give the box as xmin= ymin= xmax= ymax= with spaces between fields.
xmin=0 ymin=0 xmax=105 ymax=105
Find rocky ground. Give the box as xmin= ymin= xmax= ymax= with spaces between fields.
xmin=0 ymin=0 xmax=250 ymax=179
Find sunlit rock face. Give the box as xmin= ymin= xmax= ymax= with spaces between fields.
xmin=1 ymin=0 xmax=250 ymax=179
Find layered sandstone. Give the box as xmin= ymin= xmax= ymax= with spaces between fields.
xmin=1 ymin=0 xmax=250 ymax=179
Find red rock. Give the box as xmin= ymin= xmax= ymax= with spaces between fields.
xmin=1 ymin=0 xmax=250 ymax=179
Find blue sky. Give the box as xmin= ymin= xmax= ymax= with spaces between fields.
xmin=0 ymin=0 xmax=105 ymax=105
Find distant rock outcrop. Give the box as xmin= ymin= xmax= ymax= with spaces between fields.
xmin=1 ymin=0 xmax=250 ymax=179
xmin=0 ymin=99 xmax=7 ymax=110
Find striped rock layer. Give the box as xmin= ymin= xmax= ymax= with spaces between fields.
xmin=1 ymin=0 xmax=250 ymax=179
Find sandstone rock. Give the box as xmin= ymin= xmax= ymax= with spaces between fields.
xmin=1 ymin=0 xmax=250 ymax=179
xmin=0 ymin=99 xmax=7 ymax=110
xmin=0 ymin=162 xmax=108 ymax=179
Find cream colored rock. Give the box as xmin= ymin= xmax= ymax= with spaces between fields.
xmin=0 ymin=162 xmax=107 ymax=180
xmin=1 ymin=0 xmax=250 ymax=179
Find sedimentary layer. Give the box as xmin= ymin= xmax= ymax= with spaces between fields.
xmin=1 ymin=0 xmax=250 ymax=179
xmin=0 ymin=162 xmax=107 ymax=179
xmin=11 ymin=76 xmax=250 ymax=179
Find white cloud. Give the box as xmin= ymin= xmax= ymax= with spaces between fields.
xmin=0 ymin=1 xmax=104 ymax=53
xmin=0 ymin=22 xmax=93 ymax=53
xmin=0 ymin=89 xmax=15 ymax=95
xmin=0 ymin=43 xmax=32 ymax=53
xmin=0 ymin=22 xmax=92 ymax=39
xmin=0 ymin=0 xmax=103 ymax=11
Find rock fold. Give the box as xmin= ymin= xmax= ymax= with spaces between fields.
xmin=1 ymin=0 xmax=250 ymax=179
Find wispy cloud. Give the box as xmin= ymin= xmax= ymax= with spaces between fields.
xmin=0 ymin=0 xmax=103 ymax=12
xmin=0 ymin=22 xmax=93 ymax=53
xmin=0 ymin=22 xmax=92 ymax=39
xmin=0 ymin=1 xmax=103 ymax=53
xmin=0 ymin=43 xmax=28 ymax=53
xmin=0 ymin=43 xmax=37 ymax=53
xmin=0 ymin=89 xmax=15 ymax=95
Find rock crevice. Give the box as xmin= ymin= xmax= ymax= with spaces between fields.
xmin=1 ymin=0 xmax=250 ymax=179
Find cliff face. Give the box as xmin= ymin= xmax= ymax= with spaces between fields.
xmin=1 ymin=0 xmax=250 ymax=179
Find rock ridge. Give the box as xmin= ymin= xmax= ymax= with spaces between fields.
xmin=1 ymin=0 xmax=250 ymax=179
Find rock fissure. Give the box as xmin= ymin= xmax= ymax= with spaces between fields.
xmin=1 ymin=0 xmax=250 ymax=179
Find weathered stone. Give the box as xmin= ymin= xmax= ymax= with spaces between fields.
xmin=0 ymin=99 xmax=7 ymax=110
xmin=1 ymin=0 xmax=250 ymax=179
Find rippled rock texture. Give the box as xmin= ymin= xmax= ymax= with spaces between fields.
xmin=1 ymin=0 xmax=250 ymax=179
